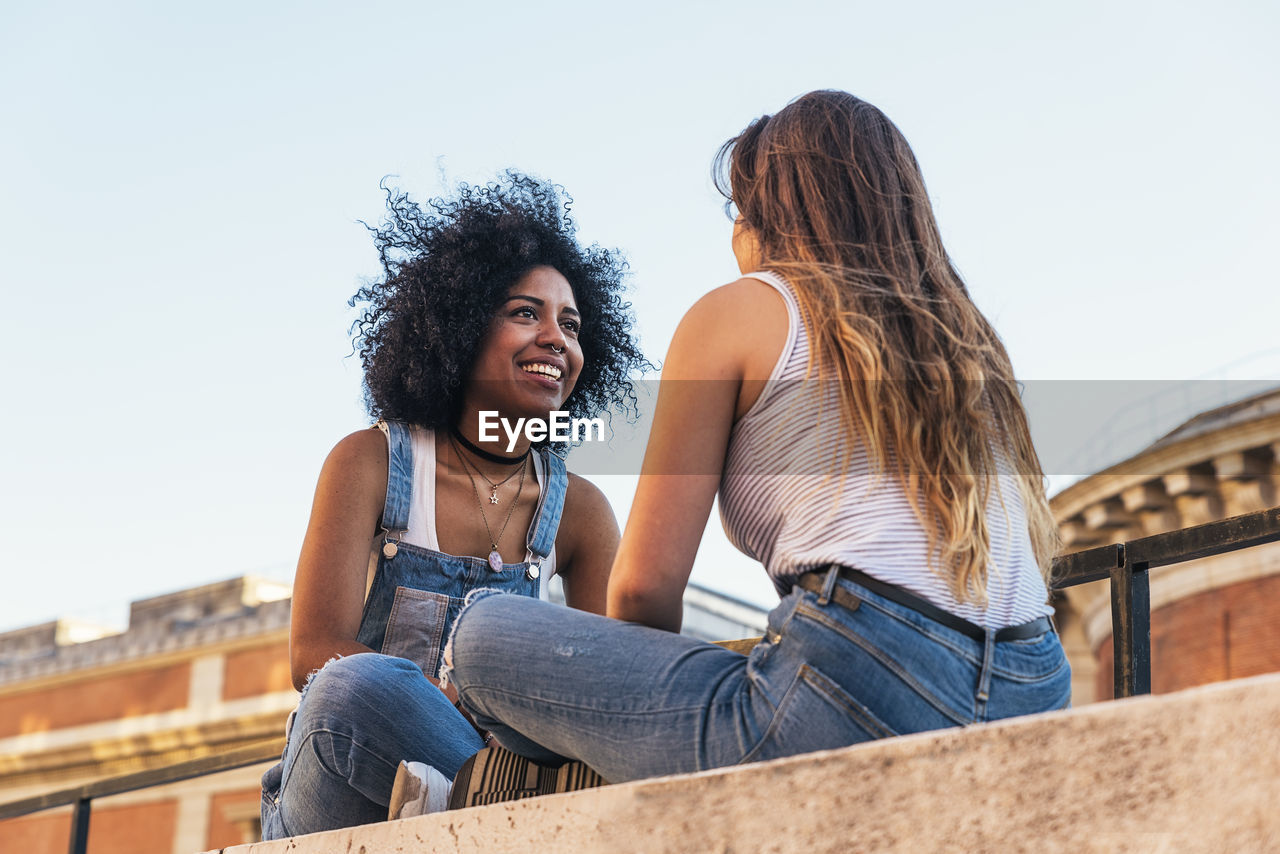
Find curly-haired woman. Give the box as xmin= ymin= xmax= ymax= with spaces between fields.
xmin=259 ymin=172 xmax=648 ymax=838
xmin=444 ymin=92 xmax=1070 ymax=784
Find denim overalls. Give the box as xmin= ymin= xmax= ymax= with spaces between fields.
xmin=356 ymin=420 xmax=567 ymax=678
xmin=260 ymin=420 xmax=568 ymax=839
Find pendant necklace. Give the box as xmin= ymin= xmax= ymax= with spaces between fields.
xmin=451 ymin=434 xmax=528 ymax=573
xmin=450 ymin=427 xmax=528 ymax=504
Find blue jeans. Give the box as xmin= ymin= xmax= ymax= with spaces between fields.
xmin=447 ymin=571 xmax=1070 ymax=782
xmin=259 ymin=654 xmax=484 ymax=839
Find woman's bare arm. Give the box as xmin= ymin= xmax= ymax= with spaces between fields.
xmin=289 ymin=428 xmax=387 ymax=691
xmin=555 ymin=474 xmax=620 ymax=614
xmin=606 ymin=278 xmax=787 ymax=631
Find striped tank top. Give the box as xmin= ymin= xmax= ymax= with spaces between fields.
xmin=717 ymin=271 xmax=1053 ymax=629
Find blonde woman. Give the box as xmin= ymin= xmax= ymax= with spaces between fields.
xmin=444 ymin=91 xmax=1069 ymax=782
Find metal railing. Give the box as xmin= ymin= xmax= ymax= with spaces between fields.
xmin=1051 ymin=506 xmax=1280 ymax=697
xmin=2 ymin=506 xmax=1278 ymax=854
xmin=0 ymin=740 xmax=283 ymax=853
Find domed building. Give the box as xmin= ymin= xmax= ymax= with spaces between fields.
xmin=1050 ymin=387 xmax=1280 ymax=703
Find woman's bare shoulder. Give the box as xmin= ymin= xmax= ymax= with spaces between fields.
xmin=318 ymin=427 xmax=389 ymax=488
xmin=674 ymin=277 xmax=790 ymax=390
xmin=554 ymin=471 xmax=618 ymax=548
xmin=562 ymin=471 xmax=614 ymax=519
xmin=692 ymin=275 xmax=788 ymax=314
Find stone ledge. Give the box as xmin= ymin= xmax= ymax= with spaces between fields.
xmin=210 ymin=672 xmax=1280 ymax=854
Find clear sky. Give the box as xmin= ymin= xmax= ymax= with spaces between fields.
xmin=1 ymin=0 xmax=1277 ymax=632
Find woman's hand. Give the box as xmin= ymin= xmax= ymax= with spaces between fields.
xmin=289 ymin=428 xmax=388 ymax=691
xmin=606 ymin=277 xmax=787 ymax=631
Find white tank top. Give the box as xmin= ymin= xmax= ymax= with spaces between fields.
xmin=365 ymin=426 xmax=557 ymax=600
xmin=717 ymin=271 xmax=1051 ymax=629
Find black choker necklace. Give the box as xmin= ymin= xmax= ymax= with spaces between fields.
xmin=450 ymin=426 xmax=530 ymax=466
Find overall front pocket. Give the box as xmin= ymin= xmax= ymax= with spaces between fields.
xmin=381 ymin=587 xmax=451 ymax=678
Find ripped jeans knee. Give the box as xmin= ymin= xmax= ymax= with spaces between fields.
xmin=439 ymin=587 xmax=507 ymax=690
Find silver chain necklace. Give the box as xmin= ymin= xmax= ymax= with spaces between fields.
xmin=450 ymin=435 xmax=528 ymax=573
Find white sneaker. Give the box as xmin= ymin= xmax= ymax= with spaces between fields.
xmin=388 ymin=760 xmax=451 ymax=820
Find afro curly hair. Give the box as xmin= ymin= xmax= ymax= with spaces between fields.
xmin=349 ymin=171 xmax=649 ymax=440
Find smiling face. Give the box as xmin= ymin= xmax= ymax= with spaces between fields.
xmin=459 ymin=265 xmax=584 ymax=430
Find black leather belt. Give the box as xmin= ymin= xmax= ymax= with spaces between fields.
xmin=796 ymin=566 xmax=1053 ymax=643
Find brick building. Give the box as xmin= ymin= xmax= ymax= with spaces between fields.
xmin=0 ymin=577 xmax=294 ymax=852
xmin=1051 ymin=386 xmax=1280 ymax=702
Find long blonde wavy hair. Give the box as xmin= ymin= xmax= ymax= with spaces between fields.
xmin=715 ymin=90 xmax=1059 ymax=602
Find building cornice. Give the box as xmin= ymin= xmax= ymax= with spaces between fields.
xmin=1052 ymin=413 xmax=1280 ymax=523
xmin=0 ymin=593 xmax=290 ymax=693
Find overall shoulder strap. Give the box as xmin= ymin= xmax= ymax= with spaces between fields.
xmin=525 ymin=448 xmax=568 ymax=561
xmin=377 ymin=420 xmax=415 ymax=550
